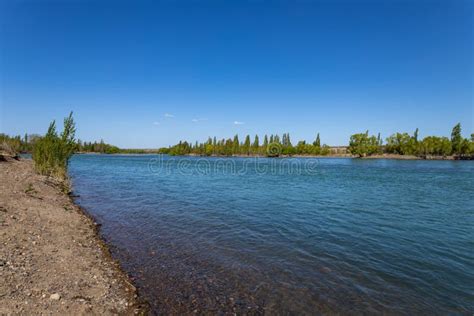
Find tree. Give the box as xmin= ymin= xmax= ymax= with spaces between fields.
xmin=451 ymin=123 xmax=462 ymax=155
xmin=281 ymin=133 xmax=294 ymax=155
xmin=419 ymin=136 xmax=452 ymax=156
xmin=348 ymin=131 xmax=379 ymax=157
xmin=414 ymin=128 xmax=419 ymax=143
xmin=263 ymin=135 xmax=269 ymax=148
xmin=243 ymin=135 xmax=251 ymax=155
xmin=252 ymin=135 xmax=259 ymax=154
xmin=233 ymin=134 xmax=240 ymax=155
xmin=386 ymin=133 xmax=416 ymax=155
xmin=274 ymin=134 xmax=281 ymax=144
xmin=313 ymin=133 xmax=321 ymax=148
xmin=224 ymin=138 xmax=233 ymax=156
xmin=376 ymin=133 xmax=383 ymax=153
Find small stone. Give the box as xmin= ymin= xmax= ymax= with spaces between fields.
xmin=50 ymin=293 xmax=61 ymax=300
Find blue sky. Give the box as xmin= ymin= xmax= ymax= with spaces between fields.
xmin=1 ymin=0 xmax=472 ymax=148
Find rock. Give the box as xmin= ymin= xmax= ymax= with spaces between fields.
xmin=50 ymin=293 xmax=61 ymax=300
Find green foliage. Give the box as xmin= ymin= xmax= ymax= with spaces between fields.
xmin=243 ymin=135 xmax=251 ymax=156
xmin=348 ymin=131 xmax=379 ymax=157
xmin=169 ymin=141 xmax=192 ymax=156
xmin=33 ymin=112 xmax=76 ymax=181
xmin=77 ymin=139 xmax=120 ymax=154
xmin=0 ymin=134 xmax=21 ymax=157
xmin=382 ymin=123 xmax=473 ymax=158
xmin=385 ymin=132 xmax=417 ymax=155
xmin=313 ymin=133 xmax=321 ymax=147
xmin=167 ymin=132 xmax=331 ymax=157
xmin=0 ymin=133 xmax=41 ymax=155
xmin=451 ymin=123 xmax=462 ymax=155
xmin=419 ymin=136 xmax=452 ymax=156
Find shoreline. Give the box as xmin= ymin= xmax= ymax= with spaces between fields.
xmin=0 ymin=157 xmax=148 ymax=314
xmin=72 ymin=152 xmax=471 ymax=160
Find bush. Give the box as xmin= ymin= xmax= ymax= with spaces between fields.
xmin=33 ymin=112 xmax=76 ymax=182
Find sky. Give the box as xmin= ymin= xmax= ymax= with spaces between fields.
xmin=1 ymin=0 xmax=472 ymax=148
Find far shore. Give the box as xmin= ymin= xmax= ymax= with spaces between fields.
xmin=71 ymin=152 xmax=472 ymax=161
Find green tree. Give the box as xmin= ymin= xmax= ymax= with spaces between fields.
xmin=233 ymin=134 xmax=240 ymax=155
xmin=313 ymin=133 xmax=321 ymax=148
xmin=243 ymin=135 xmax=251 ymax=155
xmin=419 ymin=136 xmax=452 ymax=156
xmin=451 ymin=123 xmax=462 ymax=155
xmin=386 ymin=132 xmax=416 ymax=155
xmin=252 ymin=135 xmax=259 ymax=154
xmin=263 ymin=135 xmax=269 ymax=148
xmin=348 ymin=131 xmax=379 ymax=157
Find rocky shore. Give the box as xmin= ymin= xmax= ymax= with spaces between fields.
xmin=0 ymin=157 xmax=147 ymax=315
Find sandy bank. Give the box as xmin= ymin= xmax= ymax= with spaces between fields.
xmin=0 ymin=158 xmax=146 ymax=315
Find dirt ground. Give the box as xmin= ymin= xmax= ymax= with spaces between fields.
xmin=0 ymin=157 xmax=147 ymax=315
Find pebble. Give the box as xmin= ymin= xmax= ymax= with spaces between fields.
xmin=50 ymin=293 xmax=61 ymax=300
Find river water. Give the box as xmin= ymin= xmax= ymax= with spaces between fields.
xmin=69 ymin=155 xmax=474 ymax=314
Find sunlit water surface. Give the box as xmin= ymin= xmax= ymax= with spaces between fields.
xmin=69 ymin=155 xmax=474 ymax=314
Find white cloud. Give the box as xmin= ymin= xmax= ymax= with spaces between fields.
xmin=192 ymin=118 xmax=208 ymax=122
xmin=153 ymin=121 xmax=160 ymax=125
xmin=234 ymin=121 xmax=245 ymax=125
xmin=164 ymin=113 xmax=174 ymax=118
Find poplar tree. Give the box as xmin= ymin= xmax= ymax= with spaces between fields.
xmin=244 ymin=135 xmax=251 ymax=155
xmin=451 ymin=123 xmax=462 ymax=154
xmin=313 ymin=133 xmax=321 ymax=147
xmin=233 ymin=134 xmax=240 ymax=155
xmin=252 ymin=135 xmax=259 ymax=153
xmin=274 ymin=134 xmax=281 ymax=144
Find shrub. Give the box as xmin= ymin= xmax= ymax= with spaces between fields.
xmin=33 ymin=112 xmax=76 ymax=182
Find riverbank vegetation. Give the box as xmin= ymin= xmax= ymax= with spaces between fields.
xmin=32 ymin=112 xmax=76 ymax=182
xmin=0 ymin=133 xmax=42 ymax=159
xmin=76 ymin=140 xmax=121 ymax=154
xmin=349 ymin=124 xmax=474 ymax=159
xmin=2 ymin=116 xmax=473 ymax=161
xmin=165 ymin=133 xmax=331 ymax=157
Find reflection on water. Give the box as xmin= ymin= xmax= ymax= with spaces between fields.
xmin=69 ymin=155 xmax=474 ymax=314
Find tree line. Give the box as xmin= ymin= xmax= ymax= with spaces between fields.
xmin=76 ymin=140 xmax=121 ymax=154
xmin=349 ymin=123 xmax=474 ymax=158
xmin=162 ymin=133 xmax=331 ymax=157
xmin=2 ymin=116 xmax=473 ymax=160
xmin=0 ymin=133 xmax=42 ymax=154
xmin=0 ymin=134 xmax=121 ymax=154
